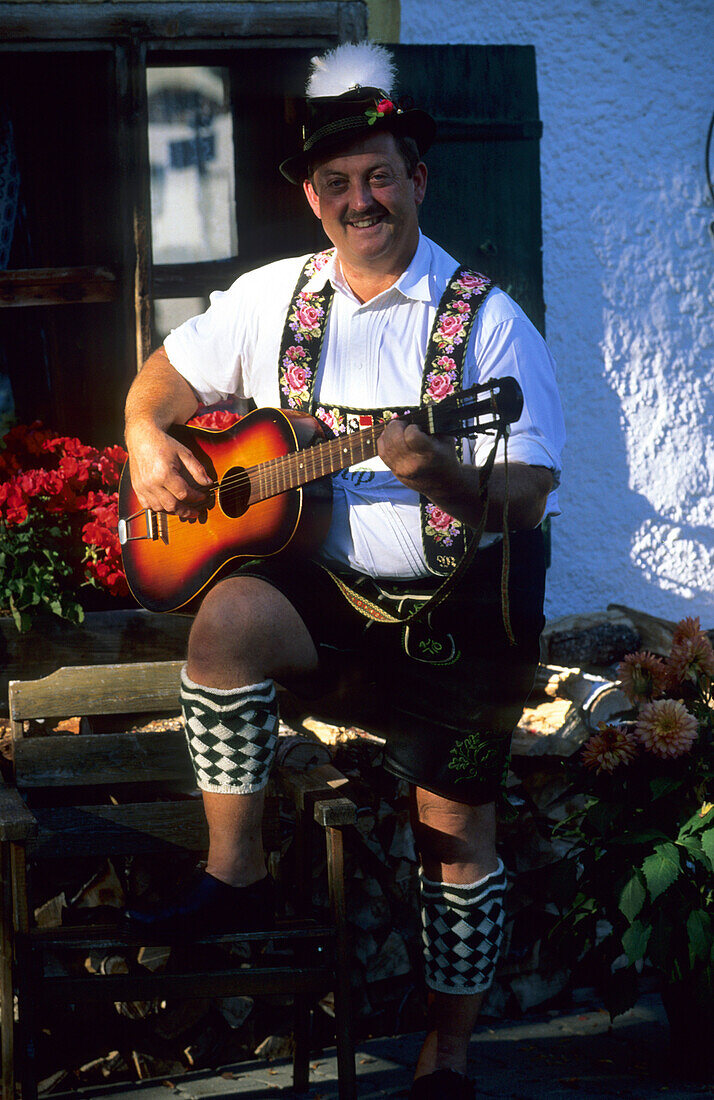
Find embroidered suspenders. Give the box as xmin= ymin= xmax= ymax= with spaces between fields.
xmin=277 ymin=250 xmax=494 ymax=578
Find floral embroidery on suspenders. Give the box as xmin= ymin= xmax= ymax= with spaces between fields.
xmin=279 ymin=249 xmax=335 ymax=409
xmin=418 ymin=267 xmax=493 ymax=571
xmin=277 ymin=253 xmax=493 ymax=577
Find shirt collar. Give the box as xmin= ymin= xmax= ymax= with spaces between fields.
xmin=302 ymin=231 xmax=437 ymax=305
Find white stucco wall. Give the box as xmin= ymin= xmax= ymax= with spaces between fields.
xmin=402 ymin=0 xmax=714 ymax=622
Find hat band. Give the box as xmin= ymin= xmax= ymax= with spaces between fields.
xmin=303 ymin=114 xmax=380 ymax=155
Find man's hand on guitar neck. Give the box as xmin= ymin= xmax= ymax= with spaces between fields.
xmin=378 ymin=419 xmax=460 ymax=496
xmin=378 ymin=418 xmax=554 ymax=533
xmin=125 ymin=348 xmax=214 ymax=519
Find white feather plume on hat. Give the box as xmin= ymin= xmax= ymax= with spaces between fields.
xmin=306 ymin=41 xmax=395 ymax=98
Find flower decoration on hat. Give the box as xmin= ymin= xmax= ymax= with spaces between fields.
xmin=365 ymin=98 xmax=396 ymax=125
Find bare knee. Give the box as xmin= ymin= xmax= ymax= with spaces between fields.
xmin=186 ymin=577 xmax=317 ymax=688
xmin=412 ymin=790 xmax=497 ymax=882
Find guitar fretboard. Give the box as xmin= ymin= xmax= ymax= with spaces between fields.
xmin=247 ymin=421 xmax=387 ymax=503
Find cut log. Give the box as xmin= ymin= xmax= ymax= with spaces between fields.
xmin=607 ymin=603 xmax=693 ymax=656
xmin=542 ymin=609 xmax=640 ymax=666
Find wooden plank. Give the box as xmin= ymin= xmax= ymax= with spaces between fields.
xmin=278 ymin=764 xmax=350 ymax=812
xmin=27 ymin=801 xmax=208 ymax=859
xmin=32 ymin=922 xmax=332 ymax=950
xmin=0 ymin=788 xmax=37 ymax=842
xmin=14 ymin=730 xmax=191 ymax=790
xmin=0 ymin=610 xmax=191 ymax=716
xmin=0 ymin=845 xmax=15 ymax=1100
xmin=9 ymin=661 xmax=184 ymax=721
xmin=0 ymin=267 xmax=117 ymax=308
xmin=394 ymin=45 xmax=545 ymax=334
xmin=128 ymin=40 xmax=153 ymax=368
xmin=436 ymin=118 xmax=543 ymax=142
xmin=36 ymin=965 xmax=333 ymax=1004
xmin=152 ymin=259 xmax=244 ymax=298
xmin=0 ymin=3 xmax=358 ymax=43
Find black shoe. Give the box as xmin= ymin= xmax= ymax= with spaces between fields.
xmin=410 ymin=1069 xmax=475 ymax=1099
xmin=124 ymin=872 xmax=275 ymax=939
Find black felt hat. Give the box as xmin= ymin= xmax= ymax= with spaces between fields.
xmin=279 ymin=44 xmax=436 ymax=185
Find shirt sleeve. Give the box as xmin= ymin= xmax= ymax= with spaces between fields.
xmin=163 ymin=279 xmax=256 ymax=406
xmin=465 ymin=290 xmax=565 ymax=493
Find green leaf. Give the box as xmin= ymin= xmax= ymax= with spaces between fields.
xmin=609 ymin=828 xmax=668 ymax=846
xmin=622 ymin=920 xmax=652 ymax=965
xmin=648 ymin=910 xmax=673 ymax=972
xmin=619 ymin=871 xmax=646 ymax=924
xmin=649 ymin=777 xmax=682 ymax=800
xmin=680 ymin=805 xmax=714 ymax=837
xmin=604 ymin=963 xmax=639 ymax=1019
xmin=702 ymin=828 xmax=714 ymax=866
xmin=686 ymin=910 xmax=712 ymax=963
xmin=545 ymin=858 xmax=581 ymax=909
xmin=677 ymin=835 xmax=712 ymax=872
xmin=586 ymin=800 xmax=620 ymax=836
xmin=642 ymin=842 xmax=681 ymax=901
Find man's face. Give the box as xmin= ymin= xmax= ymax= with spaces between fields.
xmin=303 ymin=132 xmax=427 ymax=278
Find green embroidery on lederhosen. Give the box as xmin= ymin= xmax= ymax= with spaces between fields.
xmin=277 ymin=254 xmax=493 ymax=577
xmin=419 ymin=268 xmax=493 ymax=574
xmin=447 ymin=732 xmax=510 ymax=786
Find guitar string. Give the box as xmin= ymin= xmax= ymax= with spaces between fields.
xmin=132 ymin=416 xmax=499 ymax=540
xmin=199 ymin=417 xmax=494 ymax=499
xmin=199 ymin=422 xmax=384 ymax=495
xmin=140 ymin=422 xmax=385 ymax=536
xmin=178 ymin=396 xmax=495 ymax=499
xmin=179 ymin=420 xmax=387 ymax=501
xmin=127 ymin=393 xmax=499 ymax=535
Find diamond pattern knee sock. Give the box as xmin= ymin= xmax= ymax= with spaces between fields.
xmin=420 ymin=859 xmax=507 ymax=995
xmin=181 ymin=668 xmax=279 ymax=794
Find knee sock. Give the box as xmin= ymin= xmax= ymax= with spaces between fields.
xmin=420 ymin=859 xmax=507 ymax=995
xmin=181 ymin=667 xmax=279 ymax=794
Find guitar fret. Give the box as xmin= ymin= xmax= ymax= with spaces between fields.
xmin=247 ymin=420 xmax=395 ymax=505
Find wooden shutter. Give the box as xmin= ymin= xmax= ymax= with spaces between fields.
xmin=391 ymin=45 xmax=545 ymax=334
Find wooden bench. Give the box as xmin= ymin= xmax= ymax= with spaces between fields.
xmin=0 ymin=661 xmax=357 ymax=1100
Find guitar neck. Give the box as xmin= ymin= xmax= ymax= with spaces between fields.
xmin=237 ymin=377 xmax=521 ymax=506
xmin=248 ymin=419 xmax=386 ymax=504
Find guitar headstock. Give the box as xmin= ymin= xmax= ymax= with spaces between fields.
xmin=423 ymin=376 xmax=524 ymax=438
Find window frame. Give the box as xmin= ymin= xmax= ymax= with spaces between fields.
xmin=0 ymin=2 xmax=367 ymax=378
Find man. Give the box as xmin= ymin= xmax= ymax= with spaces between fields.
xmin=124 ymin=42 xmax=564 ymax=1099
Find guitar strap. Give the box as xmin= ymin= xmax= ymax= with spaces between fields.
xmin=277 ymin=251 xmax=515 ymax=644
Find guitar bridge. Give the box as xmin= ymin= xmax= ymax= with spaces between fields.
xmin=118 ymin=509 xmax=169 ymax=545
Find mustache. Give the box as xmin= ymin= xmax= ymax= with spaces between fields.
xmin=342 ymin=205 xmax=387 ymax=224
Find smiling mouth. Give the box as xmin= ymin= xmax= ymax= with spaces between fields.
xmin=346 ymin=214 xmax=384 ymax=229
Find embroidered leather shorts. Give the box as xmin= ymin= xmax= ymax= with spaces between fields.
xmin=237 ymin=528 xmax=546 ymax=806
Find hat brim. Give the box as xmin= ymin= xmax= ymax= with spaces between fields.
xmin=279 ymin=108 xmax=436 ymax=185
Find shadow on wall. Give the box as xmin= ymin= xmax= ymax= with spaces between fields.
xmin=550 ymin=367 xmax=714 ymax=621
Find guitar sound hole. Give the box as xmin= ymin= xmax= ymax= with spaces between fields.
xmin=218 ymin=466 xmax=251 ymax=519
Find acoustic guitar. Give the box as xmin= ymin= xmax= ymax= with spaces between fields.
xmin=118 ymin=376 xmax=523 ymax=613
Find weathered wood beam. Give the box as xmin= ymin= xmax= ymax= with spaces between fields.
xmin=14 ymin=730 xmax=191 ymax=789
xmin=0 ymin=267 xmax=117 ymax=307
xmin=0 ymin=3 xmax=366 ymax=44
xmin=152 ymin=259 xmax=244 ymax=298
xmin=435 ymin=118 xmax=544 ymax=142
xmin=9 ymin=660 xmax=185 ymax=722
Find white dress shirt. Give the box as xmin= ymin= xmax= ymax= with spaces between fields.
xmin=164 ymin=233 xmax=565 ymax=579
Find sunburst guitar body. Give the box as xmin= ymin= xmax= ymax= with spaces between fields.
xmin=118 ymin=408 xmax=332 ymax=613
